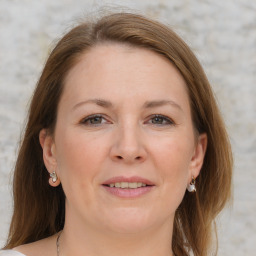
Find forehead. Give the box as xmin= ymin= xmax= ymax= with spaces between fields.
xmin=65 ymin=43 xmax=184 ymax=82
xmin=62 ymin=43 xmax=190 ymax=110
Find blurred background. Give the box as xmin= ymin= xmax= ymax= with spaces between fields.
xmin=0 ymin=0 xmax=255 ymax=255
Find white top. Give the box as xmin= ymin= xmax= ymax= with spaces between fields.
xmin=0 ymin=250 xmax=26 ymax=256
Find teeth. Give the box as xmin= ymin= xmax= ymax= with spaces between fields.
xmin=115 ymin=183 xmax=121 ymax=188
xmin=108 ymin=182 xmax=148 ymax=188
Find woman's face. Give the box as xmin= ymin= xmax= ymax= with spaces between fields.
xmin=42 ymin=44 xmax=206 ymax=234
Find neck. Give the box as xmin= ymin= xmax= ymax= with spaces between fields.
xmin=59 ymin=213 xmax=174 ymax=256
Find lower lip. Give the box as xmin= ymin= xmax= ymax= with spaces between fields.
xmin=102 ymin=185 xmax=154 ymax=198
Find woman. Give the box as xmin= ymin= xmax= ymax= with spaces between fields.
xmin=0 ymin=12 xmax=232 ymax=256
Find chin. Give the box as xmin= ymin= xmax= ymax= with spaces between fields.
xmin=99 ymin=207 xmax=163 ymax=234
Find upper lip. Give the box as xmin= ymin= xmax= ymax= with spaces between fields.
xmin=102 ymin=176 xmax=155 ymax=186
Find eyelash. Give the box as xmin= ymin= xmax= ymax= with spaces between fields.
xmin=80 ymin=114 xmax=175 ymax=126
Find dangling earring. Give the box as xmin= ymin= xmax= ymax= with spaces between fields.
xmin=187 ymin=176 xmax=196 ymax=192
xmin=50 ymin=171 xmax=58 ymax=183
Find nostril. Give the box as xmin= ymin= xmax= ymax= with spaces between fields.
xmin=117 ymin=156 xmax=123 ymax=159
xmin=135 ymin=156 xmax=141 ymax=160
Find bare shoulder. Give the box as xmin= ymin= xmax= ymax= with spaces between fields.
xmin=13 ymin=234 xmax=57 ymax=256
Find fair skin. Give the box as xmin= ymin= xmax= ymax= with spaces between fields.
xmin=15 ymin=44 xmax=207 ymax=256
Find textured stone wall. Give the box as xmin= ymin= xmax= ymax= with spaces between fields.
xmin=0 ymin=0 xmax=255 ymax=255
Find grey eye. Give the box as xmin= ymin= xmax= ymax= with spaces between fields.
xmin=89 ymin=116 xmax=103 ymax=124
xmin=152 ymin=116 xmax=165 ymax=124
xmin=81 ymin=115 xmax=107 ymax=126
xmin=149 ymin=115 xmax=173 ymax=125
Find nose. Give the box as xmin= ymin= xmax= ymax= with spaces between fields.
xmin=110 ymin=123 xmax=147 ymax=164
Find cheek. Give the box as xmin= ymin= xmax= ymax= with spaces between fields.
xmin=54 ymin=129 xmax=106 ymax=187
xmin=155 ymin=137 xmax=192 ymax=169
xmin=151 ymin=136 xmax=193 ymax=190
xmin=54 ymin=129 xmax=109 ymax=210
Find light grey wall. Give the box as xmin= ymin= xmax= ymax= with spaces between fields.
xmin=0 ymin=0 xmax=255 ymax=255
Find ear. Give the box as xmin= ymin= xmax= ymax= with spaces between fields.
xmin=39 ymin=129 xmax=60 ymax=187
xmin=188 ymin=133 xmax=208 ymax=181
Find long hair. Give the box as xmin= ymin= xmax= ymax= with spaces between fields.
xmin=4 ymin=12 xmax=232 ymax=256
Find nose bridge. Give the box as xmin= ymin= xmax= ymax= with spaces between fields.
xmin=111 ymin=118 xmax=146 ymax=163
xmin=120 ymin=121 xmax=140 ymax=150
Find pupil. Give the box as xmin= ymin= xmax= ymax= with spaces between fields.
xmin=90 ymin=117 xmax=102 ymax=124
xmin=153 ymin=117 xmax=163 ymax=124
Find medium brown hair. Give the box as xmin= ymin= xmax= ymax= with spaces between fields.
xmin=4 ymin=12 xmax=232 ymax=256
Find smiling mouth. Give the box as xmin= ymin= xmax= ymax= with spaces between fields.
xmin=103 ymin=182 xmax=152 ymax=189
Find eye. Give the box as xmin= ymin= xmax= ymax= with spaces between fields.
xmin=80 ymin=114 xmax=110 ymax=126
xmin=147 ymin=114 xmax=174 ymax=125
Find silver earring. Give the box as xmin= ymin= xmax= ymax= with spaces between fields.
xmin=50 ymin=171 xmax=58 ymax=183
xmin=187 ymin=176 xmax=196 ymax=192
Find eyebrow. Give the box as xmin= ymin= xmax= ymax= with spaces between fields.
xmin=72 ymin=99 xmax=113 ymax=110
xmin=143 ymin=100 xmax=183 ymax=111
xmin=72 ymin=98 xmax=183 ymax=111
